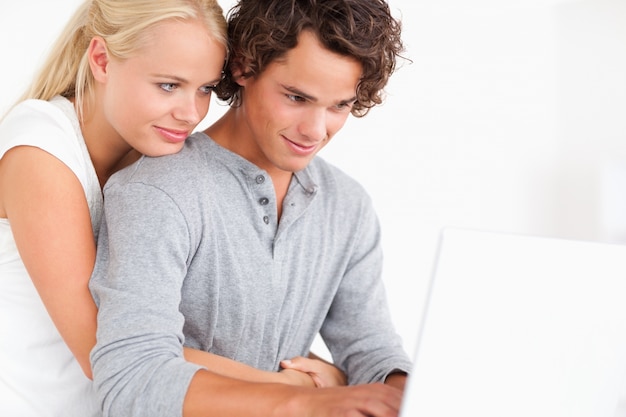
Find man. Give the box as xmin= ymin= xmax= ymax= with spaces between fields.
xmin=90 ymin=0 xmax=411 ymax=416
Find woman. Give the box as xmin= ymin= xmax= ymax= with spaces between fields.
xmin=0 ymin=1 xmax=341 ymax=416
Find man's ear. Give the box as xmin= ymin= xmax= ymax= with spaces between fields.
xmin=230 ymin=59 xmax=251 ymax=87
xmin=88 ymin=36 xmax=110 ymax=83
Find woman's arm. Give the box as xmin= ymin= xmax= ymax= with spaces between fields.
xmin=281 ymin=353 xmax=347 ymax=388
xmin=1 ymin=147 xmax=345 ymax=389
xmin=0 ymin=146 xmax=98 ymax=378
xmin=183 ymin=348 xmax=310 ymax=386
xmin=1 ymin=146 xmax=344 ymax=387
xmin=184 ymin=348 xmax=346 ymax=387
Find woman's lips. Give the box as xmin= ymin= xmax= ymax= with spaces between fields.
xmin=155 ymin=126 xmax=190 ymax=143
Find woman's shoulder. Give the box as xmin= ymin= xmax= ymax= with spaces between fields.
xmin=0 ymin=97 xmax=87 ymax=173
xmin=2 ymin=97 xmax=71 ymax=126
xmin=0 ymin=97 xmax=77 ymax=151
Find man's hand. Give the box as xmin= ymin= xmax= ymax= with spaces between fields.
xmin=281 ymin=383 xmax=404 ymax=417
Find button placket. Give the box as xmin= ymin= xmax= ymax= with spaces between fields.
xmin=253 ymin=173 xmax=272 ymax=226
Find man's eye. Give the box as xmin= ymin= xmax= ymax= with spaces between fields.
xmin=335 ymin=102 xmax=353 ymax=111
xmin=287 ymin=94 xmax=305 ymax=102
xmin=159 ymin=83 xmax=177 ymax=92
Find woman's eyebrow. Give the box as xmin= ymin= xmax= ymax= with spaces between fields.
xmin=151 ymin=74 xmax=223 ymax=85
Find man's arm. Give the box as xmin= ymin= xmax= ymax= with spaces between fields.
xmin=183 ymin=369 xmax=403 ymax=417
xmin=90 ymin=182 xmax=365 ymax=416
xmin=385 ymin=372 xmax=408 ymax=392
xmin=319 ymin=191 xmax=412 ymax=385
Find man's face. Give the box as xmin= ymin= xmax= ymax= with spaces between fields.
xmin=233 ymin=30 xmax=363 ymax=175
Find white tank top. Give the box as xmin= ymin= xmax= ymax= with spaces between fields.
xmin=0 ymin=97 xmax=101 ymax=416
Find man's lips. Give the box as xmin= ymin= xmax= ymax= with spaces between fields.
xmin=284 ymin=136 xmax=318 ymax=155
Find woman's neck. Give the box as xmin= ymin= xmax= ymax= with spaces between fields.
xmin=78 ymin=101 xmax=139 ymax=188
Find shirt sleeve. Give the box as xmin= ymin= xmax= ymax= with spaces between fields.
xmin=89 ymin=181 xmax=203 ymax=417
xmin=0 ymin=100 xmax=84 ymax=188
xmin=319 ymin=197 xmax=412 ymax=385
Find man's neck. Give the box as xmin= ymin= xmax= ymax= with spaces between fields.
xmin=203 ymin=110 xmax=293 ymax=220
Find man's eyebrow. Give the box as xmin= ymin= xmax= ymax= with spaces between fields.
xmin=282 ymin=84 xmax=317 ymax=102
xmin=281 ymin=84 xmax=357 ymax=106
xmin=337 ymin=96 xmax=358 ymax=106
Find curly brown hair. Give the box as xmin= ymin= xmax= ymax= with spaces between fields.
xmin=215 ymin=0 xmax=404 ymax=117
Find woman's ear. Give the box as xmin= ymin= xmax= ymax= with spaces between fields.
xmin=88 ymin=36 xmax=110 ymax=83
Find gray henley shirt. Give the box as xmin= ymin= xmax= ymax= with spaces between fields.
xmin=89 ymin=132 xmax=412 ymax=417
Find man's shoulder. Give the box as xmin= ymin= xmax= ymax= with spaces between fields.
xmin=309 ymin=156 xmax=369 ymax=198
xmin=141 ymin=132 xmax=212 ymax=172
xmin=107 ymin=132 xmax=211 ymax=189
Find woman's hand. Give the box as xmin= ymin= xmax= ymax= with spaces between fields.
xmin=280 ymin=355 xmax=347 ymax=388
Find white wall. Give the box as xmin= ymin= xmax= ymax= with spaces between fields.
xmin=2 ymin=0 xmax=625 ymax=358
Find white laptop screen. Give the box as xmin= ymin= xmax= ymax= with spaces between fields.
xmin=400 ymin=228 xmax=626 ymax=417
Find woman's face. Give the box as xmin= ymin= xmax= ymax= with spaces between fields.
xmin=100 ymin=18 xmax=226 ymax=157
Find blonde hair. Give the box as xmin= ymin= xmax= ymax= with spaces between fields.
xmin=16 ymin=0 xmax=226 ymax=120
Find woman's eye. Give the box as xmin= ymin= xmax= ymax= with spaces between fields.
xmin=159 ymin=83 xmax=177 ymax=92
xmin=200 ymin=85 xmax=217 ymax=95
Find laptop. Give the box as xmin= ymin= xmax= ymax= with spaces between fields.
xmin=399 ymin=228 xmax=626 ymax=417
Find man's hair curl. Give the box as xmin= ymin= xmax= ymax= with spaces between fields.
xmin=215 ymin=0 xmax=405 ymax=117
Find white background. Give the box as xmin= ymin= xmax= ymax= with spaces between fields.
xmin=2 ymin=0 xmax=625 ymax=358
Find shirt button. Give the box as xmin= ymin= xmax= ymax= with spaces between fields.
xmin=263 ymin=216 xmax=270 ymax=224
xmin=259 ymin=197 xmax=269 ymax=206
xmin=255 ymin=175 xmax=265 ymax=184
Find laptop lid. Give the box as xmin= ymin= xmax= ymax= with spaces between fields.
xmin=400 ymin=228 xmax=626 ymax=417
